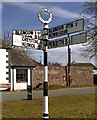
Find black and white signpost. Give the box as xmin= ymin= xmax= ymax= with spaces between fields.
xmin=12 ymin=7 xmax=86 ymax=119
xmin=38 ymin=8 xmax=53 ymax=120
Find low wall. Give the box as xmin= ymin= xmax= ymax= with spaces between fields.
xmin=32 ymin=65 xmax=93 ymax=88
xmin=70 ymin=65 xmax=93 ymax=85
xmin=32 ymin=66 xmax=65 ymax=88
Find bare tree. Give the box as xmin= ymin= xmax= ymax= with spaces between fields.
xmin=81 ymin=2 xmax=97 ymax=61
xmin=0 ymin=32 xmax=12 ymax=48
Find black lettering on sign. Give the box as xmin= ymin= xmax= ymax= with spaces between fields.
xmin=75 ymin=22 xmax=78 ymax=26
xmin=64 ymin=38 xmax=68 ymax=45
xmin=49 ymin=41 xmax=52 ymax=48
xmin=61 ymin=39 xmax=64 ymax=45
xmin=66 ymin=23 xmax=73 ymax=28
xmin=30 ymin=44 xmax=35 ymax=48
xmin=48 ymin=29 xmax=68 ymax=39
xmin=22 ymin=42 xmax=27 ymax=47
xmin=58 ymin=40 xmax=62 ymax=46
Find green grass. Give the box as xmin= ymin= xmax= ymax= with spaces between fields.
xmin=48 ymin=84 xmax=95 ymax=90
xmin=2 ymin=94 xmax=96 ymax=119
xmin=33 ymin=84 xmax=95 ymax=91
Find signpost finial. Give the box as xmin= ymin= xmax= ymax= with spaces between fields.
xmin=38 ymin=8 xmax=53 ymax=24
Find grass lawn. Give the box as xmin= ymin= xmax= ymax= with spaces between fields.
xmin=48 ymin=84 xmax=95 ymax=90
xmin=32 ymin=84 xmax=95 ymax=91
xmin=2 ymin=94 xmax=96 ymax=119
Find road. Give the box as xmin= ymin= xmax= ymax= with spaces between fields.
xmin=1 ymin=87 xmax=96 ymax=102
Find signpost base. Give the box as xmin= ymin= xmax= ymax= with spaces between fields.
xmin=27 ymin=85 xmax=32 ymax=100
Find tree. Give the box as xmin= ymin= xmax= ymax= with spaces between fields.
xmin=1 ymin=32 xmax=12 ymax=48
xmin=81 ymin=2 xmax=97 ymax=60
xmin=48 ymin=62 xmax=62 ymax=66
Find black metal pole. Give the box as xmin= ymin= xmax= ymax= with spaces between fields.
xmin=67 ymin=34 xmax=71 ymax=86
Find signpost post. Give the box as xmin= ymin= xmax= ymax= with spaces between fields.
xmin=38 ymin=8 xmax=53 ymax=120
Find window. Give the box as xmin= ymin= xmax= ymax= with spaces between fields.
xmin=16 ymin=69 xmax=28 ymax=83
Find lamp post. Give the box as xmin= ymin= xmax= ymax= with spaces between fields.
xmin=38 ymin=8 xmax=53 ymax=120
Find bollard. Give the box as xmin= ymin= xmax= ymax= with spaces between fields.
xmin=27 ymin=85 xmax=32 ymax=100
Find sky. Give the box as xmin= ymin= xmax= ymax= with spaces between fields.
xmin=0 ymin=1 xmax=96 ymax=66
xmin=2 ymin=2 xmax=85 ymax=34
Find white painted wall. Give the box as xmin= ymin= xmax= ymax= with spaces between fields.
xmin=93 ymin=70 xmax=97 ymax=75
xmin=15 ymin=83 xmax=27 ymax=90
xmin=28 ymin=68 xmax=31 ymax=85
xmin=0 ymin=49 xmax=9 ymax=84
xmin=11 ymin=69 xmax=13 ymax=91
xmin=0 ymin=49 xmax=31 ymax=91
xmin=11 ymin=68 xmax=28 ymax=91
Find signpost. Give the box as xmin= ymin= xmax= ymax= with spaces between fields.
xmin=12 ymin=34 xmax=22 ymax=47
xmin=12 ymin=30 xmax=41 ymax=49
xmin=48 ymin=19 xmax=84 ymax=39
xmin=41 ymin=19 xmax=85 ymax=86
xmin=12 ymin=8 xmax=87 ymax=119
xmin=70 ymin=32 xmax=86 ymax=45
xmin=39 ymin=32 xmax=86 ymax=49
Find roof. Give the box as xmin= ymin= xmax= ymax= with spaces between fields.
xmin=10 ymin=48 xmax=42 ymax=67
xmin=93 ymin=65 xmax=97 ymax=70
xmin=1 ymin=39 xmax=42 ymax=67
xmin=70 ymin=63 xmax=97 ymax=70
xmin=11 ymin=65 xmax=35 ymax=69
xmin=70 ymin=63 xmax=93 ymax=67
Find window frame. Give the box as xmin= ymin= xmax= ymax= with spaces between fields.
xmin=16 ymin=69 xmax=28 ymax=83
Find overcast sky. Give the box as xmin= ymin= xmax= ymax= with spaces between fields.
xmin=0 ymin=1 xmax=96 ymax=66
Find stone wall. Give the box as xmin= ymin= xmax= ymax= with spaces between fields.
xmin=70 ymin=64 xmax=93 ymax=85
xmin=48 ymin=66 xmax=65 ymax=85
xmin=32 ymin=64 xmax=94 ymax=88
xmin=32 ymin=66 xmax=65 ymax=88
xmin=32 ymin=66 xmax=44 ymax=88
